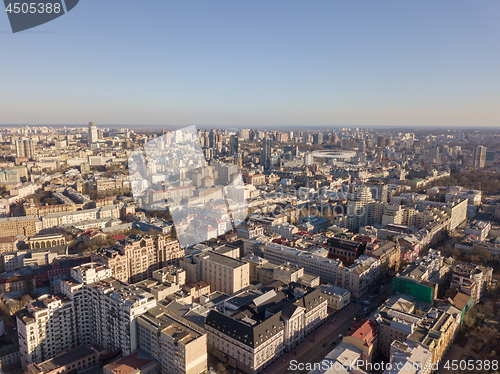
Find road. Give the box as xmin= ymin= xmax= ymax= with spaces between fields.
xmin=262 ymin=281 xmax=393 ymax=374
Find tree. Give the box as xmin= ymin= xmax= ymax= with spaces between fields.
xmin=216 ymin=363 xmax=228 ymax=374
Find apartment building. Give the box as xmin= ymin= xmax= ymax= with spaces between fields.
xmin=17 ymin=295 xmax=76 ymax=369
xmin=249 ymin=241 xmax=343 ymax=285
xmin=308 ymin=342 xmax=366 ymax=374
xmin=416 ymin=198 xmax=467 ymax=232
xmin=365 ymin=240 xmax=401 ymax=274
xmin=445 ymin=186 xmax=482 ymax=206
xmin=464 ymin=220 xmax=491 ymax=242
xmin=0 ymin=216 xmax=38 ymax=238
xmin=156 ymin=236 xmax=185 ymax=267
xmin=326 ymin=237 xmax=366 ymax=265
xmin=103 ymin=350 xmax=158 ymax=374
xmin=450 ymin=263 xmax=492 ymax=305
xmin=392 ymin=249 xmax=452 ymax=304
xmin=0 ymin=236 xmax=19 ymax=253
xmin=180 ymin=251 xmax=250 ymax=295
xmin=152 ymin=265 xmax=186 ymax=285
xmin=91 ymin=235 xmax=182 ymax=284
xmin=341 ymin=256 xmax=381 ymax=299
xmin=60 ymin=267 xmax=157 ymax=355
xmin=70 ymin=262 xmax=111 ymax=284
xmin=137 ymin=306 xmax=207 ymax=374
xmin=319 ymin=285 xmax=351 ymax=311
xmin=237 ymin=223 xmax=264 ymax=239
xmin=406 ymin=307 xmax=461 ymax=366
xmin=373 ymin=295 xmax=423 ymax=357
xmin=242 ymin=255 xmax=269 ymax=283
xmin=383 ymin=341 xmax=433 ymax=374
xmin=40 ymin=204 xmax=134 ymax=230
xmin=23 ymin=202 xmax=76 ymax=218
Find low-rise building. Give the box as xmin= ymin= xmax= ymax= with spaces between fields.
xmin=319 ymin=285 xmax=350 ymax=311
xmin=0 ymin=236 xmax=19 ymax=253
xmin=26 ymin=344 xmax=104 ymax=374
xmin=103 ymin=350 xmax=158 ymax=374
xmin=464 ymin=220 xmax=491 ymax=242
xmin=383 ymin=341 xmax=433 ymax=374
xmin=342 ymin=319 xmax=378 ymax=368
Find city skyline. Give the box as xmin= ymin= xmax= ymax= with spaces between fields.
xmin=2 ymin=1 xmax=500 ymax=127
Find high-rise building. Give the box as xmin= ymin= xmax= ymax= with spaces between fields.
xmin=473 ymin=145 xmax=486 ymax=168
xmin=60 ymin=269 xmax=157 ymax=357
xmin=377 ymin=136 xmax=386 ymax=148
xmin=430 ymin=146 xmax=440 ymax=162
xmin=15 ymin=138 xmax=35 ymax=159
xmin=229 ymin=135 xmax=239 ymax=154
xmin=17 ymin=295 xmax=77 ymax=369
xmin=88 ymin=122 xmax=98 ymax=146
xmin=261 ymin=136 xmax=272 ymax=171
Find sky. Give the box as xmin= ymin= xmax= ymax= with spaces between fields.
xmin=1 ymin=0 xmax=500 ymax=128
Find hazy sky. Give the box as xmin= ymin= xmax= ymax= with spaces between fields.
xmin=1 ymin=1 xmax=500 ymax=128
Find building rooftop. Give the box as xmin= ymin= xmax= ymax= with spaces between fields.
xmin=104 ymin=350 xmax=157 ymax=374
xmin=28 ymin=345 xmax=96 ymax=374
xmin=200 ymin=251 xmax=245 ymax=269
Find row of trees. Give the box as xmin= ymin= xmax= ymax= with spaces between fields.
xmin=428 ymin=171 xmax=500 ymax=195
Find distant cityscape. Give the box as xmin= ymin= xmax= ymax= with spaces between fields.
xmin=0 ymin=123 xmax=498 ymax=374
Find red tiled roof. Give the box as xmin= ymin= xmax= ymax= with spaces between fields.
xmin=111 ymin=234 xmax=127 ymax=241
xmin=346 ymin=319 xmax=377 ymax=344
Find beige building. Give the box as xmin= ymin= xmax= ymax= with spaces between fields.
xmin=137 ymin=306 xmax=207 ymax=374
xmin=341 ymin=255 xmax=381 ymax=299
xmin=91 ymin=236 xmax=183 ymax=284
xmin=103 ymin=350 xmax=158 ymax=374
xmin=0 ymin=236 xmax=19 ymax=253
xmin=319 ymin=285 xmax=351 ymax=311
xmin=181 ymin=251 xmax=250 ymax=295
xmin=273 ymin=262 xmax=303 ymax=284
xmin=25 ymin=233 xmax=66 ymax=250
xmin=242 ymin=254 xmax=269 ymax=283
xmin=184 ymin=280 xmax=210 ymax=299
xmin=17 ymin=295 xmax=76 ymax=369
xmin=26 ymin=345 xmax=103 ymax=374
xmin=407 ymin=306 xmax=461 ymax=366
xmin=0 ymin=216 xmax=38 ymax=238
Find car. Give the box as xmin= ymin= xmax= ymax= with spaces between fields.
xmin=338 ymin=334 xmax=343 ymax=339
xmin=323 ymin=342 xmax=328 ymax=347
xmin=363 ymin=301 xmax=370 ymax=305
